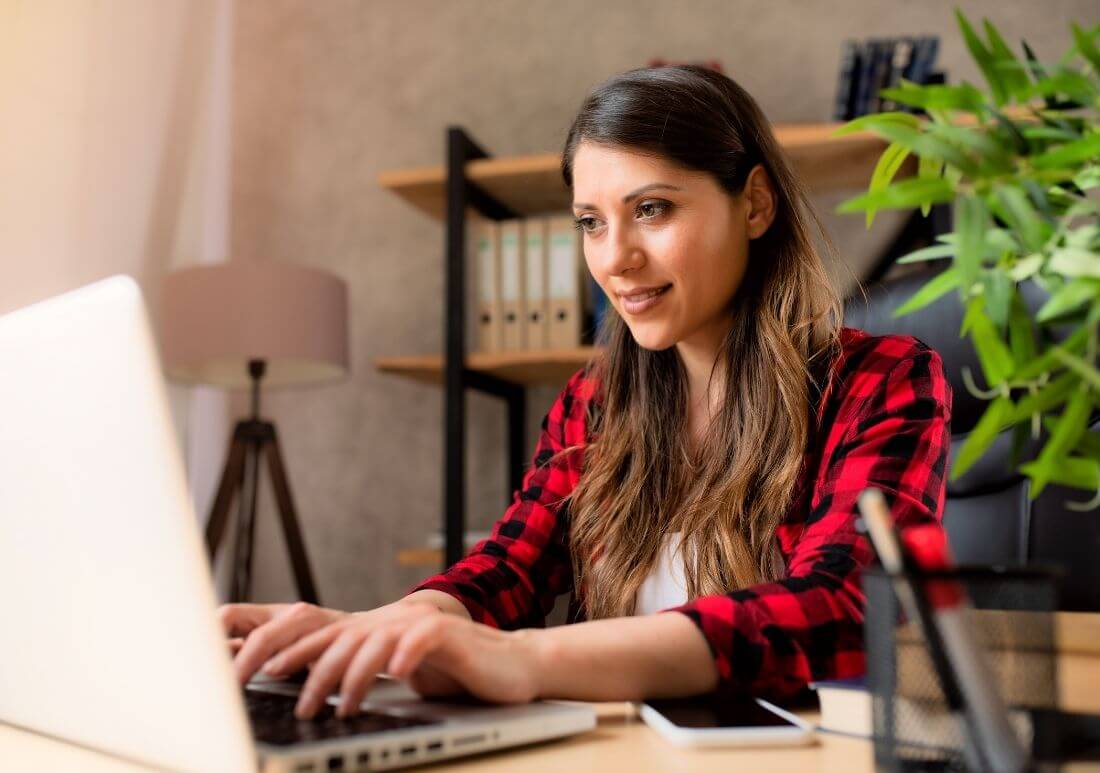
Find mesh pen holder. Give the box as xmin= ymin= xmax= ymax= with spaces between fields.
xmin=863 ymin=564 xmax=1088 ymax=772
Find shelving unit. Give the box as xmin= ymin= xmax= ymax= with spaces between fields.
xmin=376 ymin=123 xmax=949 ymax=569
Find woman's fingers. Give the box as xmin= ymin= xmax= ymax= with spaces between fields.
xmin=262 ymin=619 xmax=346 ymax=678
xmin=233 ymin=603 xmax=333 ymax=685
xmin=336 ymin=628 xmax=406 ymax=717
xmin=218 ymin=603 xmax=281 ymax=638
xmin=386 ymin=614 xmax=453 ymax=679
xmin=295 ymin=628 xmax=372 ymax=719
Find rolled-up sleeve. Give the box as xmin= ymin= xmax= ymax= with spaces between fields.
xmin=666 ymin=346 xmax=952 ymax=698
xmin=408 ymin=369 xmax=590 ymax=629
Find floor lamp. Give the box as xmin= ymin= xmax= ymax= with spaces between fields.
xmin=160 ymin=261 xmax=349 ymax=604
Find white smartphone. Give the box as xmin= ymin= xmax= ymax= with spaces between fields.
xmin=639 ymin=696 xmax=816 ymax=748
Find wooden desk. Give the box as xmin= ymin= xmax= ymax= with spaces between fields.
xmin=1 ymin=703 xmax=873 ymax=772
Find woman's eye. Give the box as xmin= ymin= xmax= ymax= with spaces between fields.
xmin=573 ymin=216 xmax=599 ymax=233
xmin=638 ymin=201 xmax=669 ymax=219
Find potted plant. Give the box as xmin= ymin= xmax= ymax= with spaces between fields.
xmin=836 ymin=11 xmax=1099 ymax=508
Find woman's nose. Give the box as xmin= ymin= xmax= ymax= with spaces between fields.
xmin=602 ymin=223 xmax=645 ymax=277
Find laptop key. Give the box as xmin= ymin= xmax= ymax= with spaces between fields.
xmin=244 ymin=690 xmax=442 ymax=747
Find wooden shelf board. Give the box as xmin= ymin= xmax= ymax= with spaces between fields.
xmin=375 ymin=347 xmax=598 ymax=387
xmin=378 ymin=124 xmax=892 ymax=220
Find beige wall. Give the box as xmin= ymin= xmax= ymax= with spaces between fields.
xmin=231 ymin=0 xmax=1097 ymax=611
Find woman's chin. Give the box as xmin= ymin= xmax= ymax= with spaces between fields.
xmin=627 ymin=327 xmax=677 ymax=352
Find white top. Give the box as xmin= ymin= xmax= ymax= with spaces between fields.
xmin=634 ymin=532 xmax=691 ymax=615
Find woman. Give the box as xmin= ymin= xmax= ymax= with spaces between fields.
xmin=222 ymin=65 xmax=951 ymax=721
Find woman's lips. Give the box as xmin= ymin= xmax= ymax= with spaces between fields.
xmin=620 ymin=284 xmax=671 ymax=315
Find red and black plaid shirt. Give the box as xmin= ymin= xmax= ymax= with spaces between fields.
xmin=411 ymin=327 xmax=952 ymax=699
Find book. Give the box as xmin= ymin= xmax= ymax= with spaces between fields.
xmin=833 ymin=39 xmax=860 ymax=121
xmin=879 ymin=37 xmax=916 ymax=112
xmin=547 ymin=215 xmax=583 ymax=349
xmin=474 ymin=217 xmax=501 ymax=353
xmin=523 ymin=217 xmax=550 ymax=351
xmin=499 ymin=219 xmax=525 ymax=351
xmin=811 ymin=677 xmax=871 ymax=737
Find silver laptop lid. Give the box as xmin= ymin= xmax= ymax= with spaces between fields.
xmin=0 ymin=276 xmax=255 ymax=772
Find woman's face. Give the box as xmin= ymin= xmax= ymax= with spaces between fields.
xmin=571 ymin=140 xmax=774 ymax=354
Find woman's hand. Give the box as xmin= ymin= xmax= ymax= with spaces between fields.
xmin=220 ymin=601 xmax=352 ymax=684
xmin=260 ymin=601 xmax=543 ymax=720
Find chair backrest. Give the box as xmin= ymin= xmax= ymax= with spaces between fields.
xmin=844 ymin=268 xmax=1099 ymax=610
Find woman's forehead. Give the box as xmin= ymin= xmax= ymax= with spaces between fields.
xmin=571 ymin=142 xmax=708 ymax=203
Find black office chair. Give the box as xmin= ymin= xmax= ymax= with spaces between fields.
xmin=844 ymin=267 xmax=1100 ymax=611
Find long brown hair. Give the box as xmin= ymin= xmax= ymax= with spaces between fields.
xmin=558 ymin=65 xmax=844 ymax=619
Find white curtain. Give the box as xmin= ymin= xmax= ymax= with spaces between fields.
xmin=0 ymin=0 xmax=234 ymax=596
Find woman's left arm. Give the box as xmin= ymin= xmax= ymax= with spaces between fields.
xmin=665 ymin=344 xmax=952 ymax=699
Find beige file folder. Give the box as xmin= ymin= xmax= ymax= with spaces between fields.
xmin=547 ymin=215 xmax=583 ymax=349
xmin=523 ymin=217 xmax=550 ymax=351
xmin=474 ymin=217 xmax=501 ymax=353
xmin=499 ymin=219 xmax=525 ymax=351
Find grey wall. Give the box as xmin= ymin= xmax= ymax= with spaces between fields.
xmin=231 ymin=0 xmax=1098 ymax=611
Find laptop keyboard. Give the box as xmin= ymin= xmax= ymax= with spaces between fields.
xmin=245 ymin=689 xmax=442 ymax=747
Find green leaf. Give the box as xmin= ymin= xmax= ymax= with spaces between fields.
xmin=836 ymin=178 xmax=956 ymax=215
xmin=1015 ymin=325 xmax=1090 ymax=381
xmin=927 ymin=122 xmax=1014 ymax=174
xmin=1053 ymin=349 xmax=1100 ymax=391
xmin=1009 ymin=254 xmax=1044 ymax=281
xmin=1049 ymin=249 xmax=1100 ymax=279
xmin=866 ymin=142 xmax=911 ymax=228
xmin=917 ymin=155 xmax=945 ymax=217
xmin=1074 ymin=166 xmax=1100 ymax=190
xmin=832 ymin=111 xmax=921 ymax=137
xmin=1026 ymin=386 xmax=1094 ymax=497
xmin=1007 ymin=291 xmax=1038 ymax=369
xmin=1031 ymin=133 xmax=1100 ymax=169
xmin=950 ymin=395 xmax=1013 ymax=480
xmin=956 ymin=196 xmax=989 ymax=288
xmin=956 ymin=9 xmax=1007 ymax=105
xmin=1009 ymin=371 xmax=1076 ymax=424
xmin=1022 ymin=126 xmax=1082 ymax=142
xmin=996 ymin=185 xmax=1050 ymax=252
xmin=1019 ymin=457 xmax=1100 ymax=491
xmin=981 ymin=272 xmax=1013 ymax=329
xmin=1072 ymin=22 xmax=1100 ymax=75
xmin=877 ymin=83 xmax=987 ymax=112
xmin=893 ymin=267 xmax=960 ymax=317
xmin=1037 ymin=279 xmax=1098 ymax=322
xmin=965 ymin=296 xmax=1016 ymax=386
xmin=861 ymin=122 xmax=976 ymax=175
xmin=984 ymin=19 xmax=1031 ymax=99
xmin=897 ymin=243 xmax=956 ymax=264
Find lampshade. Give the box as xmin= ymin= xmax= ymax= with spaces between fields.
xmin=160 ymin=260 xmax=349 ymax=388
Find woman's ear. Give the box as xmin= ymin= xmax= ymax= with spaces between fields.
xmin=743 ymin=164 xmax=777 ymax=240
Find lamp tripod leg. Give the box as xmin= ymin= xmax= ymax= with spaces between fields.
xmin=262 ymin=426 xmax=321 ymax=605
xmin=205 ymin=429 xmax=248 ymax=564
xmin=230 ymin=438 xmax=263 ymax=603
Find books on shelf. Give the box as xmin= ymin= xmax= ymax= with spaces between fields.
xmin=472 ymin=212 xmax=599 ymax=354
xmin=474 ymin=216 xmax=502 ymax=353
xmin=832 ymin=35 xmax=941 ymax=121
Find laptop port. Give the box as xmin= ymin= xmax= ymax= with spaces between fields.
xmin=327 ymin=754 xmax=344 ymax=770
xmin=453 ymin=733 xmax=485 ymax=747
xmin=356 ymin=750 xmax=370 ymax=765
xmin=426 ymin=740 xmax=444 ymax=753
xmin=400 ymin=744 xmax=417 ymax=757
xmin=294 ymin=764 xmax=315 ymax=773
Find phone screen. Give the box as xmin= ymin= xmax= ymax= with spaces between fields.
xmin=643 ymin=696 xmax=800 ymax=729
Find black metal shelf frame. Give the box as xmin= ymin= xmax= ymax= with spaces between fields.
xmin=442 ymin=126 xmax=527 ymax=567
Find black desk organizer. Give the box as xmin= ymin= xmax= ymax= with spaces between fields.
xmin=863 ymin=566 xmax=1100 ymax=771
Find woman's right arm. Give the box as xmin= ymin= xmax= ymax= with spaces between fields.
xmin=404 ymin=367 xmax=592 ymax=629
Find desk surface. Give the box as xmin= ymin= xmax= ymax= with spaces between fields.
xmin=1 ymin=702 xmax=873 ymax=772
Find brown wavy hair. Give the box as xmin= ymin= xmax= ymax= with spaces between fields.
xmin=558 ymin=65 xmax=844 ymax=619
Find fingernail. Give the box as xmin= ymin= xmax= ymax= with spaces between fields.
xmin=262 ymin=658 xmax=282 ymax=675
xmin=295 ymin=696 xmax=313 ymax=719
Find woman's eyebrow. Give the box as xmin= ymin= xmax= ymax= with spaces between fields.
xmin=573 ymin=182 xmax=683 ymax=210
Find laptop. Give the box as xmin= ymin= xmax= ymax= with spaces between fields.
xmin=0 ymin=276 xmax=596 ymax=772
